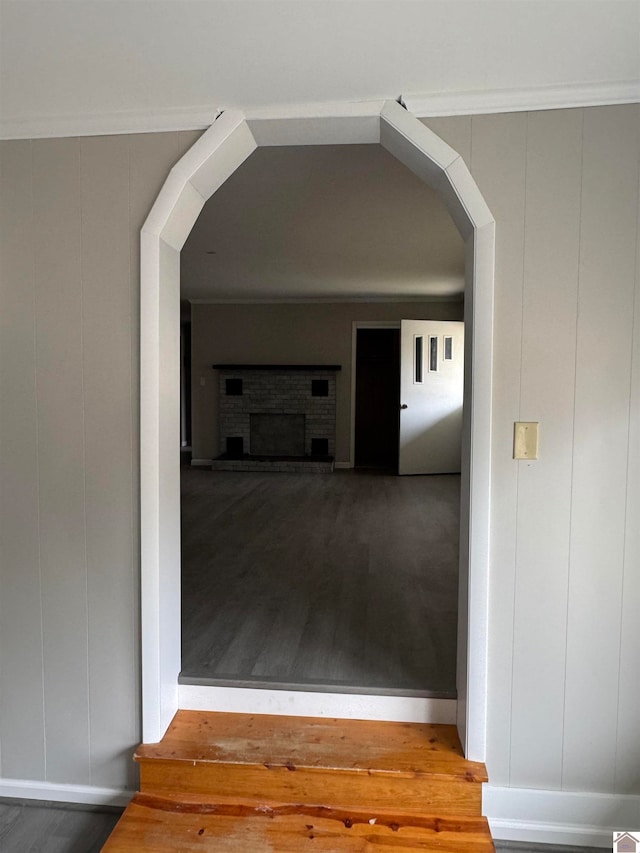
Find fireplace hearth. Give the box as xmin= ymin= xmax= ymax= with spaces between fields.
xmin=250 ymin=413 xmax=305 ymax=456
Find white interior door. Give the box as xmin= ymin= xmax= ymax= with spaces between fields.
xmin=399 ymin=320 xmax=464 ymax=475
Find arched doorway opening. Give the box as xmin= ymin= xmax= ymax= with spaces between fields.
xmin=140 ymin=100 xmax=494 ymax=761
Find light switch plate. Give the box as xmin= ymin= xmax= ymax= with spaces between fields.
xmin=514 ymin=422 xmax=539 ymax=460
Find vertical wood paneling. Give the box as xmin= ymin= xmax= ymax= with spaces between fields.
xmin=563 ymin=106 xmax=639 ymax=792
xmin=0 ymin=141 xmax=46 ymax=779
xmin=510 ymin=110 xmax=583 ymax=787
xmin=80 ymin=136 xmax=137 ymax=789
xmin=470 ymin=113 xmax=527 ymax=785
xmin=32 ymin=138 xmax=90 ymax=784
xmin=2 ymin=114 xmax=640 ymax=801
xmin=614 ymin=105 xmax=640 ymax=796
xmin=1 ymin=131 xmax=192 ymax=790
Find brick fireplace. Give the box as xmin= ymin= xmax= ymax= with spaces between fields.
xmin=211 ymin=365 xmax=339 ymax=473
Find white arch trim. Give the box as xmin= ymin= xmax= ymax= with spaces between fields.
xmin=140 ymin=100 xmax=494 ymax=762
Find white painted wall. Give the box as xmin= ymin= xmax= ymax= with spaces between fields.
xmin=1 ymin=105 xmax=639 ymax=840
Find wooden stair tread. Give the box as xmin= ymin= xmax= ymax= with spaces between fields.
xmin=103 ymin=793 xmax=495 ymax=852
xmin=105 ymin=712 xmax=494 ymax=849
xmin=136 ymin=711 xmax=487 ymax=782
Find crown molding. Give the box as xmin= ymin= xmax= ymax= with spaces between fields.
xmin=2 ymin=79 xmax=638 ymax=140
xmin=0 ymin=105 xmax=221 ymax=141
xmin=0 ymin=100 xmax=386 ymax=141
xmin=401 ymin=79 xmax=640 ymax=117
xmin=187 ymin=293 xmax=464 ymax=305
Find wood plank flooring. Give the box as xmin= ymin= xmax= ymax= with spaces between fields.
xmin=180 ymin=469 xmax=460 ymax=695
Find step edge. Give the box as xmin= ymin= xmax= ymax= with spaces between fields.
xmin=135 ymin=753 xmax=488 ymax=783
xmin=164 ymin=711 xmax=462 ymax=739
xmin=126 ymin=792 xmax=494 ymax=833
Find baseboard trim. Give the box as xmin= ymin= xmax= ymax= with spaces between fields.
xmin=179 ymin=683 xmax=456 ymax=724
xmin=0 ymin=778 xmax=133 ymax=808
xmin=484 ymin=784 xmax=640 ymax=849
xmin=198 ymin=458 xmax=353 ymax=470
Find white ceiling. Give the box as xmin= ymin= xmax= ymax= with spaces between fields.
xmin=1 ymin=1 xmax=638 ymax=138
xmin=180 ymin=144 xmax=465 ymax=302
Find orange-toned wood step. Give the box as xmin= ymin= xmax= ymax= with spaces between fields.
xmin=135 ymin=711 xmax=488 ymax=816
xmin=103 ymin=792 xmax=495 ymax=852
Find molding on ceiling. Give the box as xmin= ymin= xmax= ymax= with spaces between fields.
xmin=402 ymin=79 xmax=640 ymax=117
xmin=187 ymin=294 xmax=465 ymax=305
xmin=0 ymin=105 xmax=221 ymax=141
xmin=1 ymin=80 xmax=638 ymax=140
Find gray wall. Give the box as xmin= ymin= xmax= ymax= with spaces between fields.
xmin=0 ymin=105 xmax=638 ymax=799
xmin=423 ymin=106 xmax=639 ymax=795
xmin=190 ymin=301 xmax=463 ymax=463
xmin=0 ymin=130 xmax=200 ymax=790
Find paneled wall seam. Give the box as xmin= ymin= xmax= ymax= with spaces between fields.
xmin=561 ymin=105 xmax=638 ymax=791
xmin=517 ymin=112 xmax=530 ymax=417
xmin=0 ymin=142 xmax=3 ymax=778
xmin=560 ymin=108 xmax=585 ymax=792
xmin=507 ymin=111 xmax=530 ymax=787
xmin=613 ymin=119 xmax=640 ymax=792
xmin=78 ymin=138 xmax=93 ymax=786
xmin=31 ymin=138 xmax=47 ymax=780
xmin=126 ymin=136 xmax=139 ymax=757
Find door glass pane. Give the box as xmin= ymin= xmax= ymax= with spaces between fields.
xmin=429 ymin=336 xmax=438 ymax=372
xmin=415 ymin=336 xmax=423 ymax=383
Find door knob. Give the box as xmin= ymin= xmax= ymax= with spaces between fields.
xmin=400 ymin=404 xmax=408 ymax=409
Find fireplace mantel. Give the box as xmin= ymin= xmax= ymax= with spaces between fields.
xmin=212 ymin=364 xmax=341 ymax=371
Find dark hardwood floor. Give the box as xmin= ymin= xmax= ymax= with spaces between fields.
xmin=180 ymin=468 xmax=460 ymax=696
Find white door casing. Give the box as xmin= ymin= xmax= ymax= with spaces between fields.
xmin=140 ymin=100 xmax=495 ymax=761
xmin=399 ymin=320 xmax=464 ymax=476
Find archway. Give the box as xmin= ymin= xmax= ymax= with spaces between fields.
xmin=140 ymin=100 xmax=494 ymax=762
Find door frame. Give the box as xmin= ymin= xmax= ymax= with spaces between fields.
xmin=140 ymin=100 xmax=495 ymax=761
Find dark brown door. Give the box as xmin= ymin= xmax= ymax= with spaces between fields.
xmin=354 ymin=328 xmax=400 ymax=469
